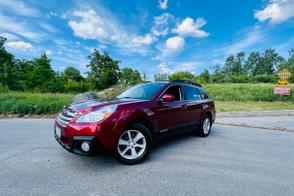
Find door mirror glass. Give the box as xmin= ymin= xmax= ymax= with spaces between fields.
xmin=161 ymin=94 xmax=175 ymax=102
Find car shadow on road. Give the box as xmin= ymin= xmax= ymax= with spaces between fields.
xmin=65 ymin=129 xmax=216 ymax=168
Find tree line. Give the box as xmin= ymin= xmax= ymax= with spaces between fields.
xmin=1 ymin=35 xmax=294 ymax=93
xmin=155 ymin=48 xmax=294 ymax=83
xmin=0 ymin=37 xmax=142 ymax=93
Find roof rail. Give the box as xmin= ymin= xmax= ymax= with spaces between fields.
xmin=171 ymin=79 xmax=202 ymax=87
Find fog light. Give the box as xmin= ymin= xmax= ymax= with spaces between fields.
xmin=81 ymin=141 xmax=90 ymax=152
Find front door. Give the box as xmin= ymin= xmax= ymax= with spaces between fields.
xmin=155 ymin=85 xmax=187 ymax=131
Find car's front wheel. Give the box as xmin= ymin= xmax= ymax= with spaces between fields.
xmin=115 ymin=123 xmax=152 ymax=164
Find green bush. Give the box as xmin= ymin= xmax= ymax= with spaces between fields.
xmin=64 ymin=81 xmax=88 ymax=93
xmin=254 ymin=74 xmax=278 ymax=83
xmin=0 ymin=84 xmax=9 ymax=93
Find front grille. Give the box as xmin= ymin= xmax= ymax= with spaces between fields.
xmin=56 ymin=107 xmax=77 ymax=127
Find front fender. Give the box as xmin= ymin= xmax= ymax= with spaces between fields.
xmin=111 ymin=107 xmax=156 ymax=146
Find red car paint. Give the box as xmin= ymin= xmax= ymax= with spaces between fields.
xmin=54 ymin=81 xmax=215 ymax=154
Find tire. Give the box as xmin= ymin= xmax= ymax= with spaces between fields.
xmin=196 ymin=114 xmax=212 ymax=137
xmin=115 ymin=123 xmax=152 ymax=165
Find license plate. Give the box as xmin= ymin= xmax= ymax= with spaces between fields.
xmin=55 ymin=127 xmax=61 ymax=138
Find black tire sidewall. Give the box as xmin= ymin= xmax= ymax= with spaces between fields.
xmin=198 ymin=115 xmax=211 ymax=137
xmin=115 ymin=123 xmax=152 ymax=164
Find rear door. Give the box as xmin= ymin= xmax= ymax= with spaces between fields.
xmin=181 ymin=85 xmax=203 ymax=125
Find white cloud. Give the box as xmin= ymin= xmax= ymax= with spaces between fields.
xmin=5 ymin=41 xmax=33 ymax=51
xmin=166 ymin=36 xmax=185 ymax=52
xmin=254 ymin=0 xmax=294 ymax=24
xmin=68 ymin=9 xmax=153 ymax=54
xmin=158 ymin=61 xmax=200 ymax=74
xmin=39 ymin=23 xmax=57 ymax=33
xmin=45 ymin=50 xmax=52 ymax=56
xmin=0 ymin=32 xmax=19 ymax=40
xmin=132 ymin=34 xmax=155 ymax=45
xmin=0 ymin=0 xmax=40 ymax=17
xmin=151 ymin=13 xmax=174 ymax=36
xmin=158 ymin=63 xmax=172 ymax=74
xmin=172 ymin=17 xmax=209 ymax=38
xmin=0 ymin=14 xmax=45 ymax=41
xmin=222 ymin=26 xmax=264 ymax=54
xmin=158 ymin=0 xmax=168 ymax=10
xmin=68 ymin=9 xmax=106 ymax=40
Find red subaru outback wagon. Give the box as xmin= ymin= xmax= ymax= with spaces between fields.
xmin=55 ymin=80 xmax=216 ymax=164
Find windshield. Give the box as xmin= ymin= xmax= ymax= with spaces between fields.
xmin=116 ymin=83 xmax=166 ymax=100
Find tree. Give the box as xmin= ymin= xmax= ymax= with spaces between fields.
xmin=259 ymin=49 xmax=284 ymax=75
xmin=27 ymin=54 xmax=56 ymax=91
xmin=244 ymin=52 xmax=261 ymax=76
xmin=16 ymin=59 xmax=34 ymax=90
xmin=0 ymin=36 xmax=18 ymax=90
xmin=120 ymin=68 xmax=142 ymax=85
xmin=223 ymin=52 xmax=245 ymax=77
xmin=168 ymin=71 xmax=196 ymax=81
xmin=198 ymin=69 xmax=210 ymax=83
xmin=87 ymin=49 xmax=120 ymax=90
xmin=63 ymin=66 xmax=83 ymax=82
xmin=210 ymin=64 xmax=226 ymax=82
xmin=223 ymin=55 xmax=235 ymax=76
xmin=234 ymin=52 xmax=245 ymax=75
xmin=154 ymin=73 xmax=169 ymax=81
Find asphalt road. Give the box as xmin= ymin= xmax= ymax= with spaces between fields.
xmin=0 ymin=119 xmax=294 ymax=196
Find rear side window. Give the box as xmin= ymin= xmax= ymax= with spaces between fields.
xmin=182 ymin=85 xmax=201 ymax=101
xmin=199 ymin=89 xmax=209 ymax=99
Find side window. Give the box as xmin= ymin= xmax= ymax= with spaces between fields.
xmin=199 ymin=89 xmax=209 ymax=99
xmin=182 ymin=85 xmax=201 ymax=101
xmin=164 ymin=85 xmax=181 ymax=101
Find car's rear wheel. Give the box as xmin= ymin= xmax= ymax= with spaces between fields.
xmin=196 ymin=114 xmax=211 ymax=137
xmin=115 ymin=123 xmax=152 ymax=164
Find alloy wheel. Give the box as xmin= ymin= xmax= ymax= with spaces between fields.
xmin=117 ymin=130 xmax=147 ymax=160
xmin=203 ymin=118 xmax=211 ymax=135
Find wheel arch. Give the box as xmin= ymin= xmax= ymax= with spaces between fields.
xmin=125 ymin=117 xmax=154 ymax=136
xmin=203 ymin=109 xmax=213 ymax=122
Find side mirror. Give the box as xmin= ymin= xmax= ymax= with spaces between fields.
xmin=160 ymin=94 xmax=175 ymax=102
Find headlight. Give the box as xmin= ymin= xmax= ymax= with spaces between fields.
xmin=75 ymin=105 xmax=117 ymax=123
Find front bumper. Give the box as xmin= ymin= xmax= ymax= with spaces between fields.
xmin=55 ymin=134 xmax=100 ymax=155
xmin=54 ymin=122 xmax=103 ymax=155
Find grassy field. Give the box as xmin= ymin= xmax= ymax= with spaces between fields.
xmin=216 ymin=101 xmax=294 ymax=112
xmin=0 ymin=92 xmax=73 ymax=116
xmin=204 ymin=83 xmax=294 ymax=102
xmin=0 ymin=83 xmax=293 ymax=116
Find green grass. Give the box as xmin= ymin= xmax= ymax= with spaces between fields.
xmin=204 ymin=83 xmax=294 ymax=102
xmin=0 ymin=92 xmax=73 ymax=116
xmin=216 ymin=101 xmax=294 ymax=112
xmin=0 ymin=83 xmax=293 ymax=116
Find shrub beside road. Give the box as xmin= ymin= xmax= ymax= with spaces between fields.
xmin=0 ymin=92 xmax=73 ymax=115
xmin=0 ymin=83 xmax=293 ymax=116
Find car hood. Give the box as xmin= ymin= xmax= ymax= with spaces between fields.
xmin=68 ymin=98 xmax=146 ymax=112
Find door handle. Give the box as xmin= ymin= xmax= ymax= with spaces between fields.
xmin=181 ymin=105 xmax=188 ymax=110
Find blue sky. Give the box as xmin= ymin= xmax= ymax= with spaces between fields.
xmin=0 ymin=0 xmax=294 ymax=80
